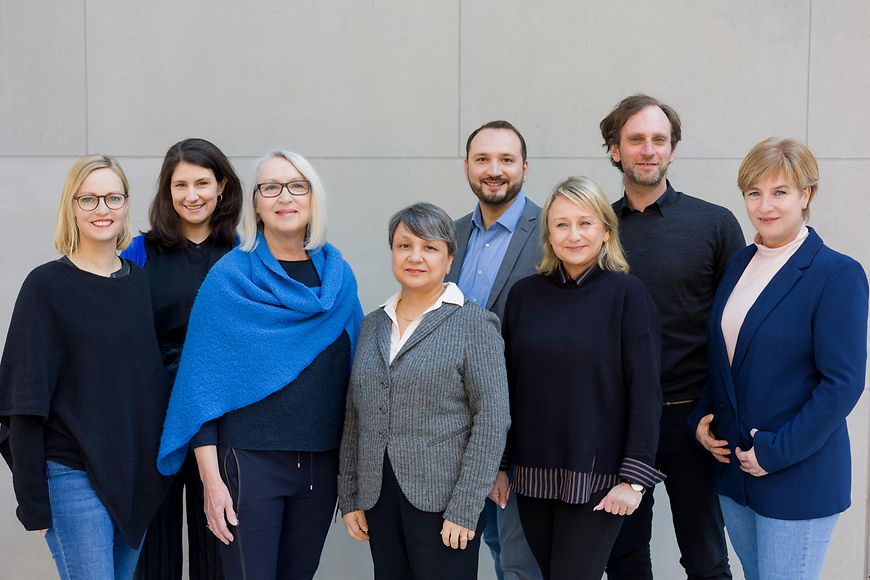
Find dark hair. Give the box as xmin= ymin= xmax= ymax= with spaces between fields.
xmin=465 ymin=120 xmax=527 ymax=162
xmin=599 ymin=94 xmax=682 ymax=171
xmin=388 ymin=202 xmax=457 ymax=256
xmin=145 ymin=138 xmax=243 ymax=248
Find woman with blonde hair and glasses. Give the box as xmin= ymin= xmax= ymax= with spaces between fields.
xmin=499 ymin=176 xmax=664 ymax=580
xmin=691 ymin=138 xmax=868 ymax=579
xmin=0 ymin=155 xmax=171 ymax=578
xmin=158 ymin=150 xmax=362 ymax=579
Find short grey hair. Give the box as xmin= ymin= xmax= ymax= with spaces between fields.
xmin=388 ymin=202 xmax=457 ymax=256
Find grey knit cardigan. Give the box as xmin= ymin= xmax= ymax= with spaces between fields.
xmin=338 ymin=301 xmax=510 ymax=530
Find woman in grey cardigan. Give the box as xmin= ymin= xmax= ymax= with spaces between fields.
xmin=339 ymin=202 xmax=511 ymax=580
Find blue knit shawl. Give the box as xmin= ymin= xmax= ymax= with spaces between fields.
xmin=157 ymin=235 xmax=363 ymax=475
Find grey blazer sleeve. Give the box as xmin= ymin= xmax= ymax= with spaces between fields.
xmin=442 ymin=307 xmax=511 ymax=528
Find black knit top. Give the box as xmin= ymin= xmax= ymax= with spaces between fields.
xmin=0 ymin=260 xmax=172 ymax=546
xmin=502 ymin=268 xmax=663 ymax=477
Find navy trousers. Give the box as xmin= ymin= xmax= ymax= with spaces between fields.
xmin=219 ymin=447 xmax=338 ymax=580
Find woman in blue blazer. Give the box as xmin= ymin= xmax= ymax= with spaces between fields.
xmin=690 ymin=138 xmax=868 ymax=580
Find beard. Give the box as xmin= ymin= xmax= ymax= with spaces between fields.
xmin=622 ymin=160 xmax=670 ymax=189
xmin=469 ymin=177 xmax=523 ymax=207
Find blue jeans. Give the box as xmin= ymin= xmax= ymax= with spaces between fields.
xmin=44 ymin=461 xmax=143 ymax=580
xmin=495 ymin=492 xmax=543 ymax=580
xmin=719 ymin=495 xmax=838 ymax=580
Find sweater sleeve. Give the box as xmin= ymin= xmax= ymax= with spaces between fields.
xmin=753 ymin=260 xmax=868 ymax=473
xmin=714 ymin=211 xmax=746 ymax=285
xmin=443 ymin=308 xmax=511 ymax=529
xmin=499 ymin=286 xmax=518 ymax=471
xmin=189 ymin=420 xmax=218 ymax=449
xmin=619 ymin=279 xmax=664 ymax=483
xmin=8 ymin=416 xmax=51 ymax=530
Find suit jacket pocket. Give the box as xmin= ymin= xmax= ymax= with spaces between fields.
xmin=428 ymin=426 xmax=471 ymax=447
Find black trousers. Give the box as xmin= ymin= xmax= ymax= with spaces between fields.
xmin=516 ymin=489 xmax=623 ymax=580
xmin=366 ymin=455 xmax=485 ymax=580
xmin=134 ymin=453 xmax=224 ymax=580
xmin=219 ymin=448 xmax=338 ymax=580
xmin=606 ymin=402 xmax=731 ymax=580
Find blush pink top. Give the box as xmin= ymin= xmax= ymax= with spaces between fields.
xmin=721 ymin=226 xmax=809 ymax=364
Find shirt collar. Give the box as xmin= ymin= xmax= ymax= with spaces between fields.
xmin=616 ymin=181 xmax=677 ymax=216
xmin=381 ymin=282 xmax=465 ymax=324
xmin=470 ymin=191 xmax=527 ymax=233
xmin=554 ymin=263 xmax=600 ymax=287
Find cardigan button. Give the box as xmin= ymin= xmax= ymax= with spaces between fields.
xmin=379 ymin=406 xmax=387 ymax=413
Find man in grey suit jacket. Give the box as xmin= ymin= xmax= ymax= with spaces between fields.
xmin=446 ymin=120 xmax=543 ymax=580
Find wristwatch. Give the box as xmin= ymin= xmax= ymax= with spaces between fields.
xmin=629 ymin=483 xmax=646 ymax=495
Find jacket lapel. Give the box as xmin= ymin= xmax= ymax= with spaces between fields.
xmin=730 ymin=229 xmax=823 ymax=376
xmin=710 ymin=246 xmax=754 ymax=411
xmin=392 ymin=303 xmax=460 ymax=365
xmin=446 ymin=215 xmax=472 ymax=284
xmin=486 ymin=202 xmax=537 ymax=310
xmin=375 ymin=310 xmax=393 ymax=368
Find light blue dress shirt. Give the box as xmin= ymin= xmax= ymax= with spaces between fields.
xmin=457 ymin=192 xmax=527 ymax=306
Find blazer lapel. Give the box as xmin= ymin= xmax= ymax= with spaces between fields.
xmin=447 ymin=215 xmax=472 ymax=284
xmin=375 ymin=310 xmax=393 ymax=368
xmin=710 ymin=247 xmax=754 ymax=411
xmin=730 ymin=229 xmax=823 ymax=375
xmin=392 ymin=304 xmax=460 ymax=365
xmin=486 ymin=202 xmax=537 ymax=310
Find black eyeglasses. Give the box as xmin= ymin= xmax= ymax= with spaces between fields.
xmin=254 ymin=180 xmax=311 ymax=198
xmin=73 ymin=193 xmax=129 ymax=211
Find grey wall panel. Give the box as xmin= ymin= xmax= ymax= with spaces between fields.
xmin=0 ymin=158 xmax=80 ymax=337
xmin=302 ymin=157 xmax=468 ymax=311
xmin=808 ymin=0 xmax=870 ymax=157
xmin=0 ymin=1 xmax=87 ymax=155
xmin=85 ymin=0 xmax=460 ymax=157
xmin=460 ymin=0 xmax=810 ymax=159
xmin=811 ymin=160 xmax=870 ymax=271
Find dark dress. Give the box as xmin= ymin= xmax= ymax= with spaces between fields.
xmin=122 ymin=235 xmax=233 ymax=580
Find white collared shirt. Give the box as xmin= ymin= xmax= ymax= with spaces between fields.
xmin=381 ymin=282 xmax=465 ymax=363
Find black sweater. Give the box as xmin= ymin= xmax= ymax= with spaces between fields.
xmin=502 ymin=268 xmax=662 ymax=474
xmin=613 ymin=183 xmax=745 ymax=401
xmin=0 ymin=260 xmax=172 ymax=546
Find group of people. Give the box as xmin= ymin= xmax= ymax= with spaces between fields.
xmin=0 ymin=93 xmax=866 ymax=580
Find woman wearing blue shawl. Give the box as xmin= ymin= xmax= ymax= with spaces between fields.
xmin=158 ymin=150 xmax=363 ymax=579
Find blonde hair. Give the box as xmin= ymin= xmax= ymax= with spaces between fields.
xmin=239 ymin=150 xmax=328 ymax=252
xmin=538 ymin=176 xmax=629 ymax=276
xmin=54 ymin=155 xmax=132 ymax=255
xmin=738 ymin=137 xmax=819 ymax=221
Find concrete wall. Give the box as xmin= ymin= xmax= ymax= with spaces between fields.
xmin=1 ymin=1 xmax=868 ymax=578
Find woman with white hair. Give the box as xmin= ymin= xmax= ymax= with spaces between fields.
xmin=157 ymin=151 xmax=363 ymax=579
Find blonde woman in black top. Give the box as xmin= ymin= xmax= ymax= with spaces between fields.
xmin=501 ymin=177 xmax=663 ymax=580
xmin=0 ymin=155 xmax=171 ymax=579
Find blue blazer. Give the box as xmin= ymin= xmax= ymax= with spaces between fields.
xmin=691 ymin=228 xmax=868 ymax=520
